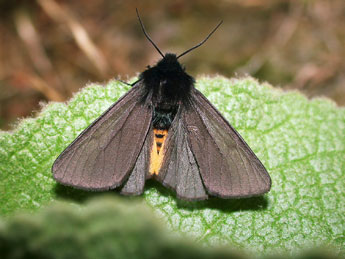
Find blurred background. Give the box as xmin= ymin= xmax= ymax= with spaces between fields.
xmin=0 ymin=0 xmax=344 ymax=130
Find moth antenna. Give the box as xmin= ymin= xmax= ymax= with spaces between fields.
xmin=136 ymin=8 xmax=165 ymax=58
xmin=116 ymin=78 xmax=142 ymax=87
xmin=116 ymin=78 xmax=131 ymax=86
xmin=177 ymin=20 xmax=223 ymax=59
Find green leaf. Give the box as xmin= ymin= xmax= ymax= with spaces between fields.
xmin=0 ymin=77 xmax=344 ymax=255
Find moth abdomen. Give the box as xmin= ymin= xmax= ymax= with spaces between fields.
xmin=149 ymin=105 xmax=177 ymax=176
xmin=153 ymin=129 xmax=167 ymax=154
xmin=149 ymin=128 xmax=168 ymax=175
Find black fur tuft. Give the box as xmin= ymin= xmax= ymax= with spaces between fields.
xmin=140 ymin=53 xmax=194 ymax=106
xmin=152 ymin=108 xmax=177 ymax=129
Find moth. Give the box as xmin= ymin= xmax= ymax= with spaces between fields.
xmin=52 ymin=10 xmax=271 ymax=201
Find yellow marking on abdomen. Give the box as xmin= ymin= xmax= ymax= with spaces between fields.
xmin=149 ymin=129 xmax=168 ymax=175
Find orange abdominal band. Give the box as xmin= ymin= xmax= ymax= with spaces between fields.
xmin=149 ymin=129 xmax=168 ymax=175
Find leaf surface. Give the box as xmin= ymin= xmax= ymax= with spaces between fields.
xmin=0 ymin=77 xmax=344 ymax=255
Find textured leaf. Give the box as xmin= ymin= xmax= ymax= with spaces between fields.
xmin=0 ymin=77 xmax=344 ymax=255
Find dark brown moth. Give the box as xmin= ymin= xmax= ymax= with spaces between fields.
xmin=52 ymin=10 xmax=271 ymax=201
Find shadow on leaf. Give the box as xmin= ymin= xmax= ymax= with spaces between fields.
xmin=53 ymin=183 xmax=118 ymax=203
xmin=144 ymin=180 xmax=269 ymax=212
xmin=55 ymin=180 xmax=269 ymax=213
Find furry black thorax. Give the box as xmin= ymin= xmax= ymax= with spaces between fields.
xmin=140 ymin=53 xmax=194 ymax=106
xmin=139 ymin=53 xmax=195 ymax=130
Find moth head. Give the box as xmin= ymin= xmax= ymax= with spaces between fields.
xmin=156 ymin=53 xmax=185 ymax=75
